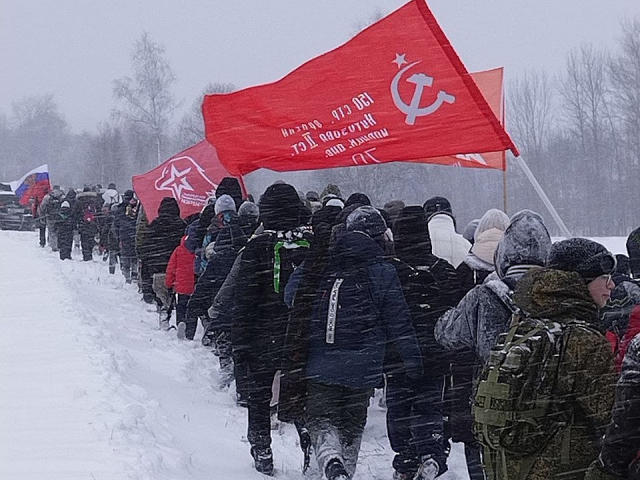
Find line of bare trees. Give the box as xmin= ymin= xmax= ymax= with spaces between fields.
xmin=1 ymin=19 xmax=638 ymax=235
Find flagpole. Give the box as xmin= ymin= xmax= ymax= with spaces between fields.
xmin=514 ymin=155 xmax=571 ymax=238
xmin=503 ymin=165 xmax=508 ymax=215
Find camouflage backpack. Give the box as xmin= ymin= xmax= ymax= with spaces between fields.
xmin=473 ymin=313 xmax=580 ymax=457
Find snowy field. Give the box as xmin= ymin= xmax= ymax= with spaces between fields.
xmin=0 ymin=231 xmax=628 ymax=479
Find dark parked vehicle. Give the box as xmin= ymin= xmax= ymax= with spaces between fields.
xmin=0 ymin=191 xmax=34 ymax=231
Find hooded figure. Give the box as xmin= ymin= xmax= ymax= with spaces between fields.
xmin=136 ymin=197 xmax=186 ymax=276
xmin=485 ymin=238 xmax=617 ymax=480
xmin=231 ymin=182 xmax=309 ymax=476
xmin=457 ymin=209 xmax=510 ymax=293
xmin=384 ymin=206 xmax=464 ymax=480
xmin=304 ymin=206 xmax=422 ymax=480
xmin=435 ymin=209 xmax=552 ymax=364
xmin=216 ymin=177 xmax=244 ymax=211
xmin=427 ymin=211 xmax=470 ymax=269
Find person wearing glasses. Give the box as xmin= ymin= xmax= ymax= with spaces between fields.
xmin=493 ymin=238 xmax=618 ymax=480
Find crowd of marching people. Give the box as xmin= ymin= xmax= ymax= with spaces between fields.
xmin=33 ymin=178 xmax=640 ymax=480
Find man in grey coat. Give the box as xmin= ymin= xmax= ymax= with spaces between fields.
xmin=434 ymin=210 xmax=552 ymax=364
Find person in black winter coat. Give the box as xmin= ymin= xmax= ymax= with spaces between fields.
xmin=74 ymin=188 xmax=103 ymax=261
xmin=55 ymin=200 xmax=75 ymax=260
xmin=136 ymin=197 xmax=186 ymax=308
xmin=231 ymin=183 xmax=309 ymax=476
xmin=385 ymin=206 xmax=464 ymax=480
xmin=586 ymin=332 xmax=640 ymax=479
xmin=114 ymin=191 xmax=140 ymax=283
xmin=627 ymin=227 xmax=640 ymax=280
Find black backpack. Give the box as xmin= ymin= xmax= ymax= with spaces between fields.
xmin=312 ymin=263 xmax=380 ymax=348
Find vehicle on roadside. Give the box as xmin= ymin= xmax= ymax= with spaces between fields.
xmin=0 ymin=190 xmax=34 ymax=231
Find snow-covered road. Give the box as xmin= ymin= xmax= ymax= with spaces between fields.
xmin=2 ymin=231 xmax=625 ymax=479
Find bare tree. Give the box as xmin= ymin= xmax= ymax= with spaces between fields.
xmin=507 ymin=71 xmax=555 ymax=161
xmin=350 ymin=9 xmax=384 ymax=37
xmin=9 ymin=94 xmax=68 ymax=178
xmin=175 ymin=82 xmax=235 ymax=150
xmin=559 ymin=44 xmax=613 ymax=159
xmin=609 ymin=17 xmax=640 ymax=164
xmin=113 ymin=32 xmax=179 ymax=164
xmin=87 ymin=121 xmax=125 ymax=186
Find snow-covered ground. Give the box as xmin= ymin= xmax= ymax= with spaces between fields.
xmin=0 ymin=231 xmax=628 ymax=479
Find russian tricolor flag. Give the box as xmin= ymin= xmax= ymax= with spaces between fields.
xmin=9 ymin=164 xmax=51 ymax=207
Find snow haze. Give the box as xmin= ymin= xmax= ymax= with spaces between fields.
xmin=0 ymin=231 xmax=629 ymax=478
xmin=1 ymin=0 xmax=638 ymax=132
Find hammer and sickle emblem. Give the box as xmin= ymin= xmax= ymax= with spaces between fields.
xmin=391 ymin=61 xmax=456 ymax=125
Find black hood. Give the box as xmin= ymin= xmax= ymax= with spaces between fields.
xmin=332 ymin=231 xmax=385 ymax=268
xmin=216 ymin=177 xmax=243 ymax=210
xmin=259 ymin=183 xmax=301 ymax=232
xmin=158 ymin=197 xmax=181 ymax=218
xmin=393 ymin=205 xmax=432 ymax=264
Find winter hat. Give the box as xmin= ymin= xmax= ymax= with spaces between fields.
xmin=107 ymin=183 xmax=116 ymax=190
xmin=325 ymin=198 xmax=344 ymax=209
xmin=259 ymin=183 xmax=301 ymax=231
xmin=61 ymin=201 xmax=70 ymax=209
xmin=547 ymin=238 xmax=616 ymax=283
xmin=123 ymin=190 xmax=135 ymax=202
xmin=346 ymin=206 xmax=387 ymax=239
xmin=306 ymin=191 xmax=320 ymax=202
xmin=423 ymin=196 xmax=452 ymax=219
xmin=238 ymin=201 xmax=259 ymax=221
xmin=320 ymin=184 xmax=342 ymax=201
xmin=214 ymin=194 xmax=237 ymax=215
xmin=471 ymin=209 xmax=510 ymax=264
xmin=615 ymin=254 xmax=631 ymax=277
xmin=463 ymin=219 xmax=480 ymax=244
xmin=52 ymin=185 xmax=61 ymax=191
xmin=216 ymin=177 xmax=243 ymax=210
xmin=345 ymin=192 xmax=371 ymax=208
xmin=626 ymin=227 xmax=640 ymax=278
xmin=494 ymin=210 xmax=552 ymax=279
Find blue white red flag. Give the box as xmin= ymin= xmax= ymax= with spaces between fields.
xmin=9 ymin=164 xmax=51 ymax=207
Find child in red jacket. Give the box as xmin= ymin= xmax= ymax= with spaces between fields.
xmin=165 ymin=235 xmax=196 ymax=339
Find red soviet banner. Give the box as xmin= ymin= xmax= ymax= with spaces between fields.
xmin=132 ymin=140 xmax=244 ymax=222
xmin=411 ymin=67 xmax=507 ymax=170
xmin=203 ymin=0 xmax=518 ymax=176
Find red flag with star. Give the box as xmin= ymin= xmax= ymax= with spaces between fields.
xmin=202 ymin=0 xmax=517 ymax=176
xmin=132 ymin=140 xmax=244 ymax=222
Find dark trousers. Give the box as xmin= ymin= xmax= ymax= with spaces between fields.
xmin=386 ymin=373 xmax=448 ymax=476
xmin=245 ymin=365 xmax=280 ymax=450
xmin=306 ymin=381 xmax=371 ymax=477
xmin=139 ymin=262 xmax=157 ymax=304
xmin=38 ymin=224 xmax=46 ymax=247
xmin=57 ymin=228 xmax=73 ymax=260
xmin=175 ymin=294 xmax=197 ymax=340
xmin=79 ymin=226 xmax=96 ymax=260
xmin=120 ymin=256 xmax=138 ymax=282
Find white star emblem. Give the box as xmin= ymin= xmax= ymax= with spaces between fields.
xmin=158 ymin=165 xmax=194 ymax=199
xmin=393 ymin=53 xmax=408 ymax=69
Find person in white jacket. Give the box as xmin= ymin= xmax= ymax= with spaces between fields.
xmin=427 ymin=212 xmax=470 ymax=268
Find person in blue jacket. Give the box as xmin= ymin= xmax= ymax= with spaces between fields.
xmin=305 ymin=206 xmax=423 ymax=480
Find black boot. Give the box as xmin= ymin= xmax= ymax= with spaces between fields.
xmin=325 ymin=458 xmax=349 ymax=480
xmin=250 ymin=446 xmax=274 ymax=476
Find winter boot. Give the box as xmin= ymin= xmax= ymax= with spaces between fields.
xmin=325 ymin=458 xmax=349 ymax=480
xmin=250 ymin=446 xmax=274 ymax=476
xmin=414 ymin=457 xmax=439 ymax=480
xmin=176 ymin=322 xmax=187 ymax=340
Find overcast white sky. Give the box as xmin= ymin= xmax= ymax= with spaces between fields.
xmin=2 ymin=0 xmax=639 ymax=133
